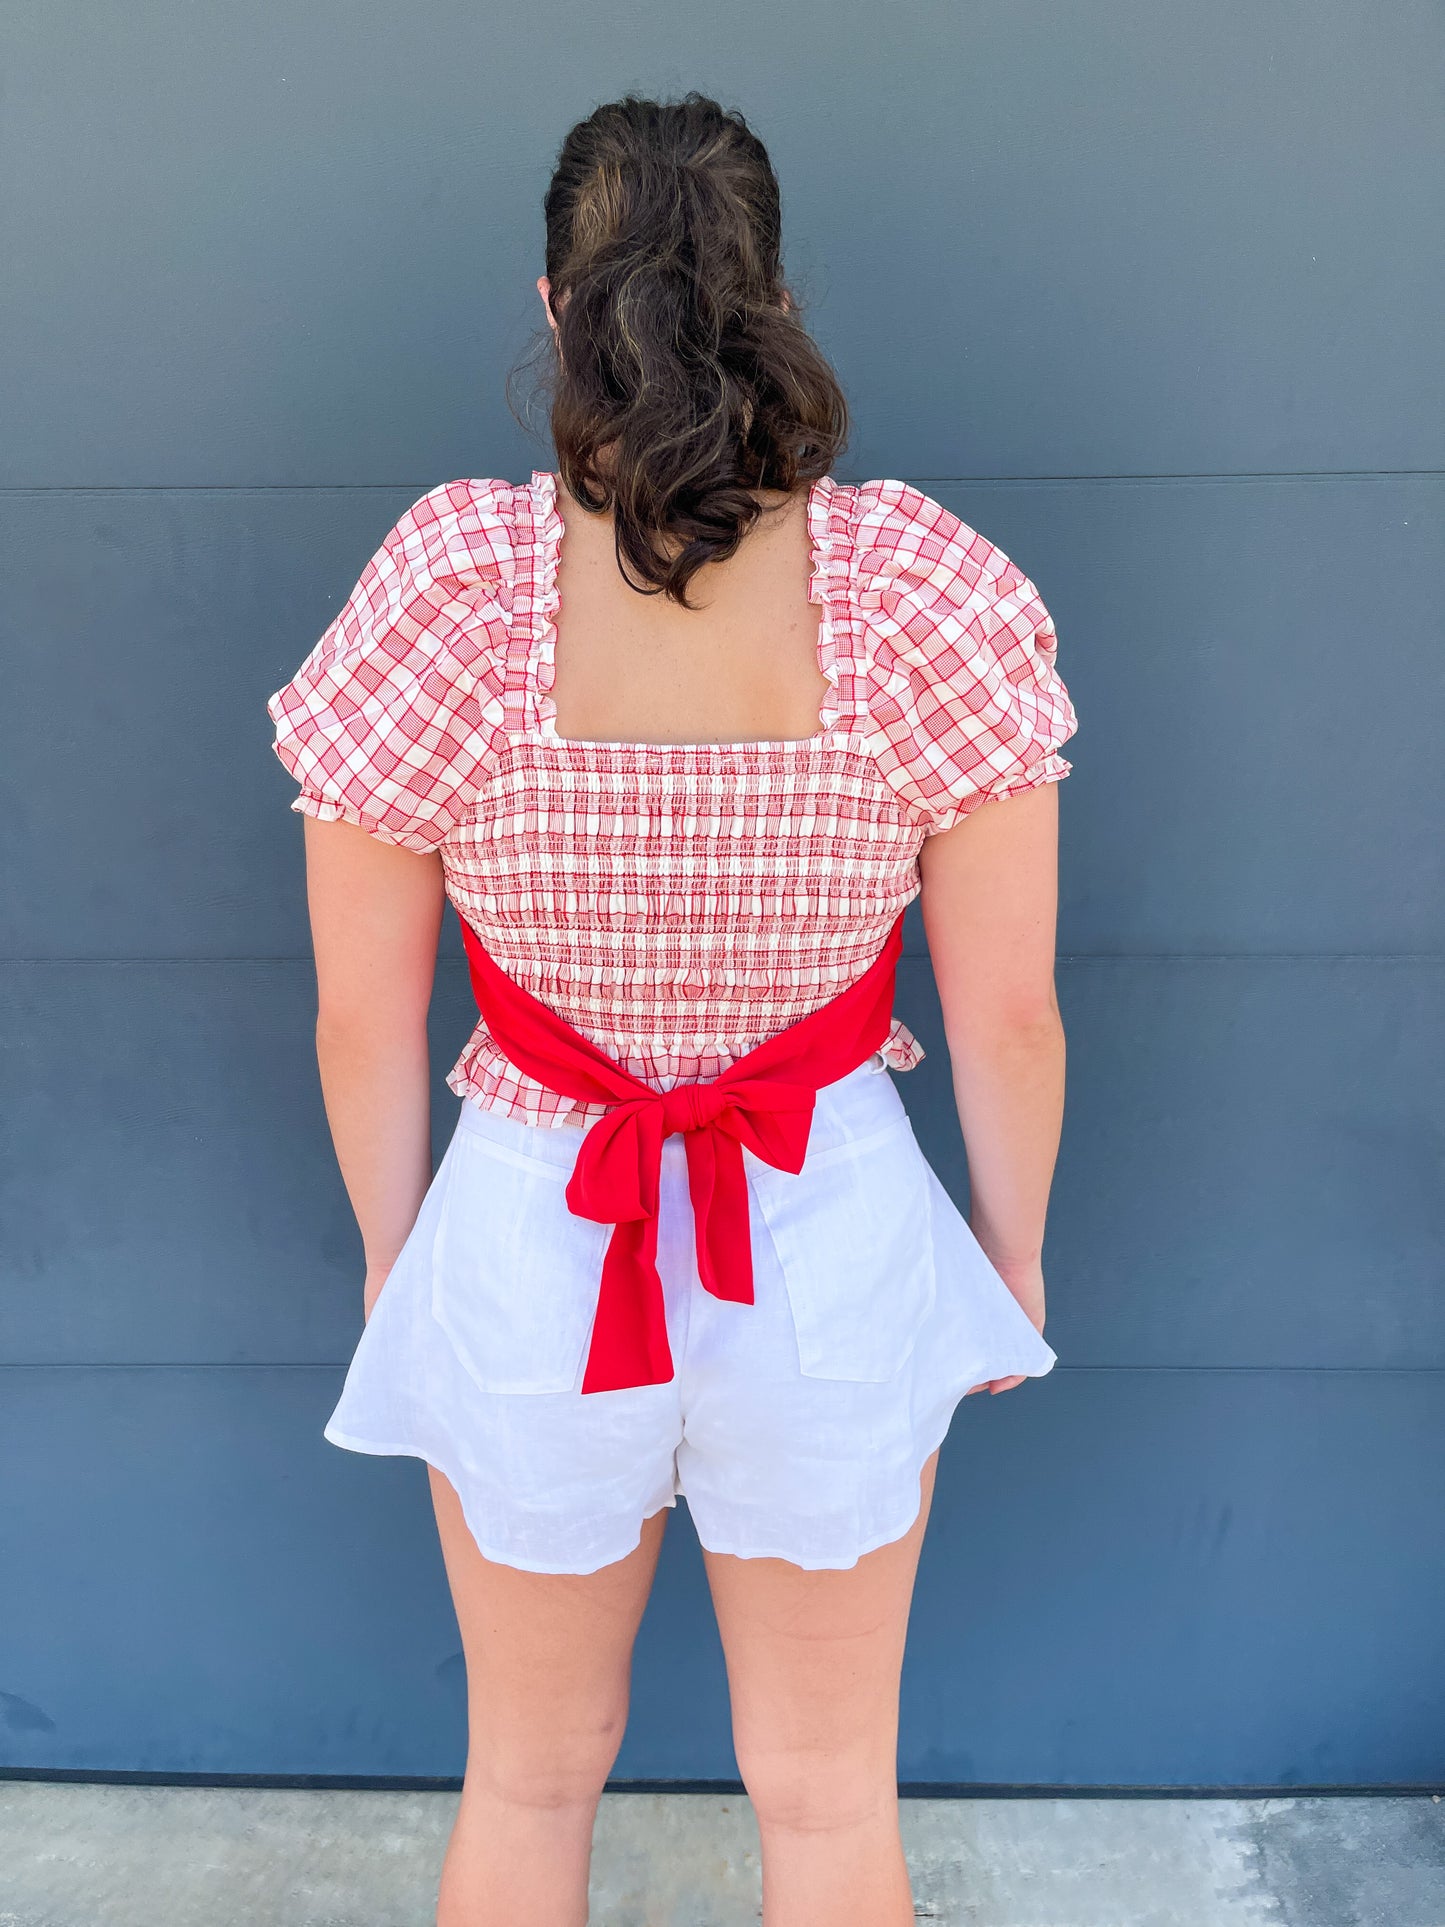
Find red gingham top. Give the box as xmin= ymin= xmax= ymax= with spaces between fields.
xmin=266 ymin=472 xmax=1078 ymax=1127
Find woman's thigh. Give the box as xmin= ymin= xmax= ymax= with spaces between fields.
xmin=428 ymin=1465 xmax=669 ymax=1790
xmin=701 ymin=1447 xmax=939 ymax=1817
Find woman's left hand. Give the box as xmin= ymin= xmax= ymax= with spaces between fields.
xmin=965 ymin=1372 xmax=1027 ymax=1396
xmin=965 ymin=1253 xmax=1046 ymax=1396
xmin=363 ymin=1262 xmax=394 ymax=1324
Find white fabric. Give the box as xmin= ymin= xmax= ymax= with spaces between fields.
xmin=325 ymin=1057 xmax=1057 ymax=1574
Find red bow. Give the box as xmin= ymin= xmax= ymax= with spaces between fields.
xmin=454 ymin=910 xmax=906 ymax=1393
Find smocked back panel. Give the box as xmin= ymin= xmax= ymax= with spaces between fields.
xmin=443 ymin=472 xmax=927 ymax=1126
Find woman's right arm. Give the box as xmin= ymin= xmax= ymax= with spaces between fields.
xmin=264 ymin=483 xmax=519 ymax=1323
xmin=916 ymin=779 xmax=1067 ymax=1392
xmin=302 ymin=814 xmax=447 ymax=1320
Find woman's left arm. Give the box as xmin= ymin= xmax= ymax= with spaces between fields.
xmin=302 ymin=814 xmax=446 ymax=1320
xmin=917 ymin=780 xmax=1067 ymax=1392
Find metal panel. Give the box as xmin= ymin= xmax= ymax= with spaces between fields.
xmin=2 ymin=3 xmax=1442 ymax=485
xmin=1 ymin=1365 xmax=1440 ymax=1786
xmin=0 ymin=960 xmax=474 ymax=1367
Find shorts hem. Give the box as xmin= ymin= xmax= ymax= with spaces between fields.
xmin=684 ymin=1349 xmax=1055 ymax=1570
xmin=687 ymin=1403 xmax=958 ymax=1572
xmin=325 ymin=1344 xmax=1057 ymax=1576
xmin=323 ymin=1424 xmax=679 ymax=1576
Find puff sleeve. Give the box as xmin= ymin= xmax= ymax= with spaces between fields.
xmin=853 ymin=481 xmax=1078 ymax=835
xmin=265 ymin=478 xmax=514 ymax=853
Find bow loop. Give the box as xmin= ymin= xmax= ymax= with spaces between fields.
xmin=565 ymin=1097 xmax=662 ymax=1226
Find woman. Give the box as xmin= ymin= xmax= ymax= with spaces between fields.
xmin=267 ymin=91 xmax=1076 ymax=1927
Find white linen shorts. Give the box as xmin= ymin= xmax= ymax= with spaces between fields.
xmin=324 ymin=1054 xmax=1057 ymax=1574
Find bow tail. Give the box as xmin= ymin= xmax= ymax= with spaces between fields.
xmin=579 ymin=1212 xmax=675 ymax=1394
xmin=685 ymin=1129 xmax=756 ymax=1307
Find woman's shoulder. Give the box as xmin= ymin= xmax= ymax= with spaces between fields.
xmin=379 ymin=474 xmax=529 ymax=591
xmin=833 ymin=477 xmax=1078 ymax=834
xmin=294 ymin=474 xmax=529 ymax=682
xmin=263 ymin=475 xmax=527 ymax=852
xmin=840 ymin=478 xmax=1030 ymax=607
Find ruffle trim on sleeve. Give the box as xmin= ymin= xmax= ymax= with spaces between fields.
xmin=524 ymin=469 xmax=567 ymax=744
xmin=805 ymin=473 xmax=859 ymax=744
xmin=284 ymin=785 xmax=456 ymax=854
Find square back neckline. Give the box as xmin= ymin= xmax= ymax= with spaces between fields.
xmin=523 ymin=469 xmax=848 ymax=756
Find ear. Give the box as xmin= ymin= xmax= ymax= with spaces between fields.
xmin=537 ymin=275 xmax=559 ymax=333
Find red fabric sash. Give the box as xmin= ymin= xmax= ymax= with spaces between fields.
xmin=453 ymin=908 xmax=907 ymax=1393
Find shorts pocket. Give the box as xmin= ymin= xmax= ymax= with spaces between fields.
xmin=749 ymin=1113 xmax=938 ymax=1382
xmin=430 ymin=1124 xmax=610 ymax=1395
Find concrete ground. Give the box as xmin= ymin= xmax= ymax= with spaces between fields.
xmin=0 ymin=1783 xmax=1441 ymax=1926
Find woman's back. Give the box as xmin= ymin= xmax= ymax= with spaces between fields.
xmin=267 ymin=469 xmax=1076 ymax=1126
xmin=547 ymin=478 xmax=830 ymax=748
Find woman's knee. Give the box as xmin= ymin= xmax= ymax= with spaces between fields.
xmin=467 ymin=1701 xmax=629 ymax=1813
xmin=735 ymin=1737 xmax=898 ymax=1837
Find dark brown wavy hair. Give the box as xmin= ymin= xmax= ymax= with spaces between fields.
xmin=528 ymin=92 xmax=848 ymax=607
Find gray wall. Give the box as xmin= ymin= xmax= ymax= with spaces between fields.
xmin=2 ymin=1 xmax=1442 ymax=1786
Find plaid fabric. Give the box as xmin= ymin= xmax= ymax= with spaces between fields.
xmin=266 ymin=479 xmax=515 ymax=854
xmin=268 ymin=472 xmax=1076 ymax=1125
xmin=852 ymin=481 xmax=1078 ymax=833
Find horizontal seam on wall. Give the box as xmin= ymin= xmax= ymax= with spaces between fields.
xmin=0 ymin=469 xmax=1443 ymax=495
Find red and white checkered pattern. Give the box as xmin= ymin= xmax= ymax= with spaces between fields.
xmin=268 ymin=471 xmax=1076 ymax=1125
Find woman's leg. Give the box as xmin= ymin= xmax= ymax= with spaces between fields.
xmin=428 ymin=1466 xmax=668 ymax=1927
xmin=701 ymin=1446 xmax=940 ymax=1927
